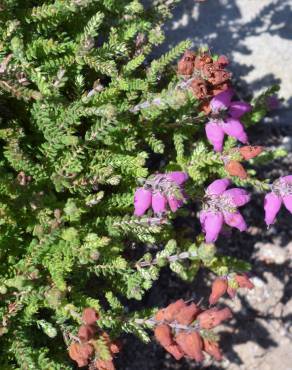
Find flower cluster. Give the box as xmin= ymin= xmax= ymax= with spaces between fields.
xmin=177 ymin=50 xmax=231 ymax=104
xmin=68 ymin=308 xmax=119 ymax=369
xmin=264 ymin=176 xmax=292 ymax=225
xmin=200 ymin=179 xmax=250 ymax=242
xmin=205 ymin=89 xmax=251 ymax=152
xmin=154 ymin=299 xmax=232 ymax=362
xmin=134 ymin=172 xmax=188 ymax=216
xmin=209 ymin=274 xmax=254 ymax=305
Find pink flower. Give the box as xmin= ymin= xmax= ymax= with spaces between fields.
xmin=152 ymin=192 xmax=167 ymax=213
xmin=264 ymin=176 xmax=292 ymax=225
xmin=134 ymin=172 xmax=188 ymax=216
xmin=206 ymin=89 xmax=251 ymax=152
xmin=200 ymin=178 xmax=250 ymax=242
xmin=166 ymin=171 xmax=189 ymax=185
xmin=134 ymin=188 xmax=152 ymax=216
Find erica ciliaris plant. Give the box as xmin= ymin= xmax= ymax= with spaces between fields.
xmin=0 ymin=0 xmax=288 ymax=369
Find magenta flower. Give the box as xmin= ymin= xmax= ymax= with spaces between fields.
xmin=200 ymin=179 xmax=250 ymax=242
xmin=205 ymin=89 xmax=251 ymax=152
xmin=134 ymin=188 xmax=152 ymax=216
xmin=134 ymin=171 xmax=188 ymax=216
xmin=264 ymin=175 xmax=292 ymax=226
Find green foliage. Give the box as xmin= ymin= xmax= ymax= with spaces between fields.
xmin=0 ymin=0 xmax=280 ymax=368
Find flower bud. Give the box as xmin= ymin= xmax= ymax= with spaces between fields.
xmin=68 ymin=343 xmax=94 ymax=367
xmin=78 ymin=324 xmax=96 ymax=341
xmin=175 ymin=332 xmax=204 ymax=362
xmin=209 ymin=278 xmax=228 ymax=305
xmin=164 ymin=344 xmax=184 ymax=360
xmin=198 ymin=307 xmax=232 ymax=329
xmin=239 ymin=146 xmax=263 ymax=160
xmin=95 ymin=359 xmax=115 ymax=370
xmin=82 ymin=307 xmax=99 ymax=325
xmin=166 ymin=171 xmax=188 ymax=185
xmin=225 ymin=160 xmax=247 ymax=179
xmin=152 ymin=192 xmax=167 ymax=214
xmin=203 ymin=339 xmax=222 ymax=361
xmin=134 ymin=187 xmax=152 ymax=216
xmin=155 ymin=299 xmax=186 ymax=321
xmin=227 ymin=286 xmax=237 ymax=299
xmin=154 ymin=324 xmax=173 ymax=347
xmin=174 ymin=303 xmax=201 ymax=325
xmin=109 ymin=341 xmax=121 ymax=354
xmin=235 ymin=274 xmax=254 ymax=289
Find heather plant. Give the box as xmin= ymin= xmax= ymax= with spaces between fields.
xmin=0 ymin=0 xmax=288 ymax=369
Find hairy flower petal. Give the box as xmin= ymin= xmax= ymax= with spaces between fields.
xmin=223 ymin=117 xmax=248 ymax=143
xmin=210 ymin=88 xmax=234 ymax=112
xmin=203 ymin=212 xmax=224 ymax=243
xmin=134 ymin=188 xmax=152 ymax=216
xmin=264 ymin=192 xmax=282 ymax=226
xmin=224 ymin=188 xmax=250 ymax=207
xmin=282 ymin=175 xmax=292 ymax=183
xmin=167 ymin=171 xmax=189 ymax=185
xmin=206 ymin=178 xmax=231 ymax=195
xmin=283 ymin=194 xmax=292 ymax=214
xmin=167 ymin=196 xmax=183 ymax=212
xmin=229 ymin=101 xmax=251 ymax=118
xmin=152 ymin=192 xmax=167 ymax=214
xmin=205 ymin=121 xmax=225 ymax=152
xmin=223 ymin=211 xmax=247 ymax=231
